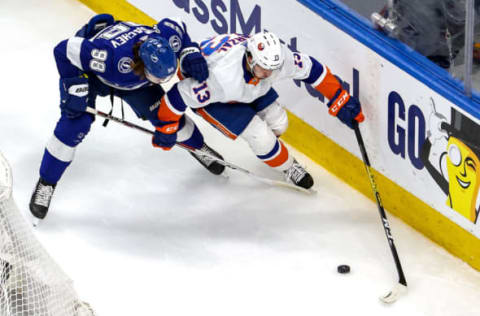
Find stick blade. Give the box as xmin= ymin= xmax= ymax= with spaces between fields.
xmin=250 ymin=174 xmax=317 ymax=194
xmin=379 ymin=283 xmax=407 ymax=304
xmin=270 ymin=179 xmax=317 ymax=195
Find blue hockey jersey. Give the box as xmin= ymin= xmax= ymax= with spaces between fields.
xmin=53 ymin=18 xmax=196 ymax=90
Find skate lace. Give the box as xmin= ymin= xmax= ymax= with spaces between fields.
xmin=33 ymin=183 xmax=54 ymax=207
xmin=284 ymin=161 xmax=307 ymax=184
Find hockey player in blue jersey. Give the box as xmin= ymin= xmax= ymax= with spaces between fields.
xmin=29 ymin=14 xmax=225 ymax=223
xmin=152 ymin=31 xmax=364 ymax=189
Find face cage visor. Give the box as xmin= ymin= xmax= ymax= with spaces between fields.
xmin=145 ymin=67 xmax=176 ymax=84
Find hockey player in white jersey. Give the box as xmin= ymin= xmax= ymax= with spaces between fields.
xmin=29 ymin=14 xmax=225 ymax=224
xmin=151 ymin=31 xmax=364 ymax=189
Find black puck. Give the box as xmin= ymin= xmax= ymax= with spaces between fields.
xmin=337 ymin=265 xmax=350 ymax=274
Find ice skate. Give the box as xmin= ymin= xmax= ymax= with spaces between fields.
xmin=283 ymin=159 xmax=314 ymax=189
xmin=189 ymin=144 xmax=226 ymax=175
xmin=29 ymin=178 xmax=56 ymax=226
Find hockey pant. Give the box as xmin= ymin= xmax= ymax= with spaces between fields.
xmin=194 ymin=101 xmax=292 ymax=171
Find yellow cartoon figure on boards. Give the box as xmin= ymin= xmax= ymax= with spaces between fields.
xmin=445 ymin=137 xmax=480 ymax=221
xmin=420 ymin=98 xmax=480 ymax=224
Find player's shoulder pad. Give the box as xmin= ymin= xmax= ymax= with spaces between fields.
xmin=281 ymin=44 xmax=295 ymax=62
xmin=155 ymin=18 xmax=190 ymax=53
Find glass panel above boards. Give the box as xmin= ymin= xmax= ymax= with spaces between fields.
xmin=338 ymin=0 xmax=480 ymax=96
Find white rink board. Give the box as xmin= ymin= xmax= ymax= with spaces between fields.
xmin=127 ymin=0 xmax=480 ymax=237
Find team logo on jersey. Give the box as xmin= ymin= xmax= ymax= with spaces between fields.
xmin=169 ymin=35 xmax=182 ymax=52
xmin=257 ymin=43 xmax=264 ymax=51
xmin=118 ymin=57 xmax=133 ymax=74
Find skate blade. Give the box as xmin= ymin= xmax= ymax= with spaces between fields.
xmin=27 ymin=211 xmax=42 ymax=227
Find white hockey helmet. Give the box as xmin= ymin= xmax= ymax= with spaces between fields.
xmin=246 ymin=31 xmax=284 ymax=71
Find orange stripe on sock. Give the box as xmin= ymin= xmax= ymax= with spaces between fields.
xmin=264 ymin=141 xmax=289 ymax=168
xmin=314 ymin=67 xmax=342 ymax=100
xmin=196 ymin=108 xmax=238 ymax=140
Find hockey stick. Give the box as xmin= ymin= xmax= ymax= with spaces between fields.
xmin=353 ymin=122 xmax=407 ymax=303
xmin=85 ymin=107 xmax=315 ymax=194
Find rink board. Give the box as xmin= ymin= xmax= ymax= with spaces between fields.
xmin=77 ymin=0 xmax=480 ymax=270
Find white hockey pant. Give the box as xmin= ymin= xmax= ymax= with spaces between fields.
xmin=256 ymin=101 xmax=288 ymax=137
xmin=240 ymin=115 xmax=293 ymax=171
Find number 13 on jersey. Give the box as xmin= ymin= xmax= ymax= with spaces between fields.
xmin=192 ymin=82 xmax=210 ymax=103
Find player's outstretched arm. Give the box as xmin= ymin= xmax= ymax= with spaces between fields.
xmin=150 ymin=75 xmax=217 ymax=150
xmin=281 ymin=47 xmax=364 ymax=129
xmin=308 ymin=59 xmax=364 ymax=128
xmin=150 ymin=84 xmax=187 ymax=150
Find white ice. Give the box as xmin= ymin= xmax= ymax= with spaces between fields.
xmin=1 ymin=0 xmax=480 ymax=315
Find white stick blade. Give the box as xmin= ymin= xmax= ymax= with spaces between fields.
xmin=271 ymin=179 xmax=317 ymax=194
xmin=379 ymin=283 xmax=407 ymax=303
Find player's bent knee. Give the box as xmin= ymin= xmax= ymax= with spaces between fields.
xmin=240 ymin=115 xmax=277 ymax=155
xmin=257 ymin=101 xmax=288 ymax=136
xmin=54 ymin=113 xmax=94 ymax=147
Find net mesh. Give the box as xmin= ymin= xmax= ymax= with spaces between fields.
xmin=0 ymin=152 xmax=94 ymax=316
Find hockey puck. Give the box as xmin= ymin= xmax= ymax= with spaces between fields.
xmin=337 ymin=265 xmax=350 ymax=274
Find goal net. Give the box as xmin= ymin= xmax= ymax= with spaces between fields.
xmin=0 ymin=152 xmax=95 ymax=316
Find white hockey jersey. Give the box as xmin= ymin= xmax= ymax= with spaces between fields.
xmin=156 ymin=33 xmax=341 ymax=132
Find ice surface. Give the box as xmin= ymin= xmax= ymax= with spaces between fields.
xmin=1 ymin=0 xmax=480 ymax=315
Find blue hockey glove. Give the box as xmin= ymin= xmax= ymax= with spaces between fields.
xmin=75 ymin=14 xmax=114 ymax=38
xmin=152 ymin=130 xmax=177 ymax=151
xmin=180 ymin=47 xmax=209 ymax=82
xmin=59 ymin=76 xmax=90 ymax=118
xmin=327 ymin=89 xmax=364 ymax=129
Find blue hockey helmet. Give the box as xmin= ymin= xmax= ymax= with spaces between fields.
xmin=139 ymin=34 xmax=177 ymax=83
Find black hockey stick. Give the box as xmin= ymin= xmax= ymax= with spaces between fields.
xmin=353 ymin=122 xmax=407 ymax=303
xmin=85 ymin=107 xmax=315 ymax=194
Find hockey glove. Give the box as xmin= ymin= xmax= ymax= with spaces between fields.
xmin=152 ymin=130 xmax=177 ymax=150
xmin=327 ymin=89 xmax=364 ymax=129
xmin=59 ymin=76 xmax=90 ymax=119
xmin=180 ymin=47 xmax=209 ymax=82
xmin=75 ymin=13 xmax=114 ymax=38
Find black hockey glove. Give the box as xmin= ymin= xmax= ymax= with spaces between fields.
xmin=75 ymin=13 xmax=114 ymax=38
